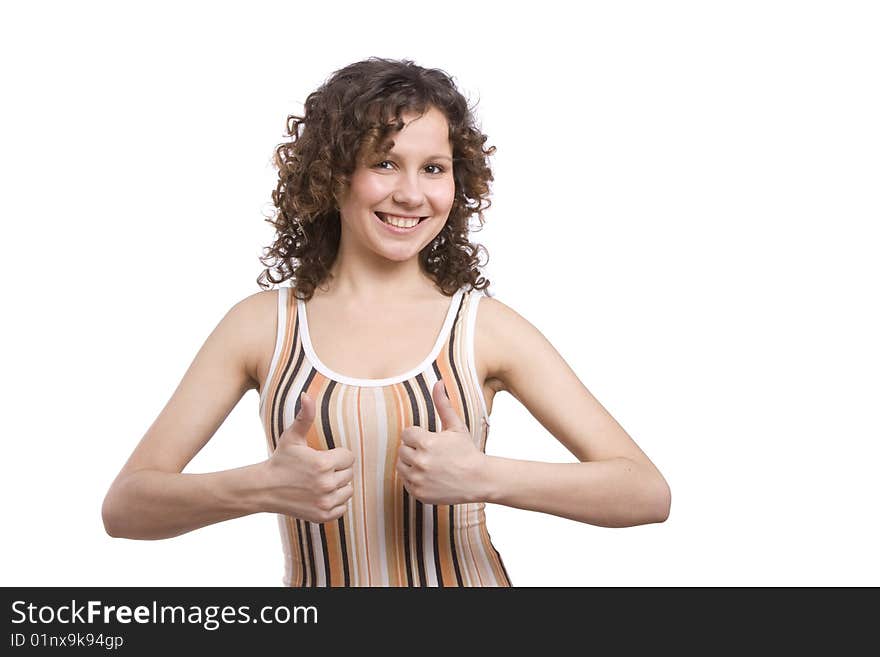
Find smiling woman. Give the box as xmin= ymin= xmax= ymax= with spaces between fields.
xmin=102 ymin=56 xmax=670 ymax=589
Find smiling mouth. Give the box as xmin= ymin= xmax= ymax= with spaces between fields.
xmin=375 ymin=212 xmax=428 ymax=227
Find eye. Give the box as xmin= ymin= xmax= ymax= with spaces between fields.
xmin=373 ymin=160 xmax=446 ymax=174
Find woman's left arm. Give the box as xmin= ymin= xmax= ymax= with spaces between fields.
xmin=478 ymin=297 xmax=671 ymax=528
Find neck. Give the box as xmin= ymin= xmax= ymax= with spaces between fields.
xmin=322 ymin=256 xmax=437 ymax=303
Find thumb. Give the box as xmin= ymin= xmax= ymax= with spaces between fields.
xmin=280 ymin=391 xmax=315 ymax=445
xmin=433 ymin=380 xmax=466 ymax=433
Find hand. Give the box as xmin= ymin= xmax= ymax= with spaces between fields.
xmin=395 ymin=380 xmax=489 ymax=505
xmin=262 ymin=391 xmax=355 ymax=523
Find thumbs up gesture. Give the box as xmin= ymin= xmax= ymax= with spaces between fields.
xmin=262 ymin=391 xmax=355 ymax=523
xmin=395 ymin=380 xmax=489 ymax=505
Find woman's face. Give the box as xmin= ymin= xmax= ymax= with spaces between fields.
xmin=337 ymin=105 xmax=455 ymax=263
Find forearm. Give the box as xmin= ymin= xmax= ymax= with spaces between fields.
xmin=102 ymin=462 xmax=268 ymax=540
xmin=481 ymin=456 xmax=670 ymax=528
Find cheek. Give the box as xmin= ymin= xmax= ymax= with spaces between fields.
xmin=345 ymin=173 xmax=388 ymax=208
xmin=428 ymin=181 xmax=456 ymax=213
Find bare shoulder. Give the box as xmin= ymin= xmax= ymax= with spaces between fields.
xmin=225 ymin=288 xmax=279 ymax=389
xmin=475 ymin=293 xmax=555 ymax=396
xmin=473 ymin=292 xmax=530 ymax=394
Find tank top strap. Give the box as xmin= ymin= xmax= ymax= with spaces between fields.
xmin=462 ymin=287 xmax=491 ymax=426
xmin=441 ymin=286 xmax=491 ymax=431
xmin=259 ymin=285 xmax=302 ymax=420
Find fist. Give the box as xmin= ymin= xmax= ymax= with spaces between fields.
xmin=396 ymin=380 xmax=489 ymax=505
xmin=263 ymin=391 xmax=355 ymax=523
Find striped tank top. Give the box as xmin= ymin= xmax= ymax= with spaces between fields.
xmin=258 ymin=284 xmax=512 ymax=587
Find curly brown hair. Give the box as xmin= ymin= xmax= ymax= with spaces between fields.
xmin=256 ymin=57 xmax=497 ymax=301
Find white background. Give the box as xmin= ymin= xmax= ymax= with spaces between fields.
xmin=1 ymin=0 xmax=877 ymax=587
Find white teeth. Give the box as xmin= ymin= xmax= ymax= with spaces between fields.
xmin=377 ymin=213 xmax=420 ymax=228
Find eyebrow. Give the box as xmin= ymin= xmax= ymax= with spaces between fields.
xmin=386 ymin=151 xmax=453 ymax=163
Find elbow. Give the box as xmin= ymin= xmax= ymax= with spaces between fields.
xmin=102 ymin=487 xmax=127 ymax=538
xmin=102 ymin=494 xmax=118 ymax=537
xmin=652 ymin=479 xmax=671 ymax=523
xmin=628 ymin=460 xmax=671 ymax=525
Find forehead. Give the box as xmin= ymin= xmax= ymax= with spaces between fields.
xmin=382 ymin=107 xmax=452 ymax=155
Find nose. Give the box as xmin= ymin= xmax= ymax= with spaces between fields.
xmin=391 ymin=169 xmax=426 ymax=207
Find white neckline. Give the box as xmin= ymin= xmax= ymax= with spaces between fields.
xmin=296 ymin=287 xmax=465 ymax=387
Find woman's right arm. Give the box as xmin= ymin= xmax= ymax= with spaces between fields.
xmin=101 ymin=290 xmax=276 ymax=540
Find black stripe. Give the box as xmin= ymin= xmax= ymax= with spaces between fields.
xmin=493 ymin=544 xmax=513 ymax=586
xmin=298 ymin=368 xmax=319 ymax=587
xmin=401 ymin=379 xmax=419 ymax=587
xmin=412 ymin=377 xmax=430 ymax=587
xmin=438 ymin=293 xmax=469 ymax=587
xmin=402 ymin=488 xmax=413 ymax=586
xmin=446 ymin=295 xmax=472 ymax=433
xmin=448 ymin=505 xmax=463 ymax=587
xmin=294 ymin=367 xmax=317 ymax=419
xmin=414 ymin=499 xmax=425 ymax=586
xmin=304 ymin=521 xmax=317 ymax=587
xmin=432 ymin=504 xmax=443 ymax=585
xmin=295 ymin=518 xmax=308 ymax=587
xmin=292 ymin=519 xmax=305 ymax=587
xmin=270 ymin=291 xmax=300 ymax=446
xmin=317 ymin=522 xmax=330 ymax=586
xmin=275 ymin=313 xmax=306 ymax=441
xmin=320 ymin=380 xmax=351 ymax=587
xmin=426 ymin=363 xmax=446 ymax=586
xmin=415 ymin=372 xmax=439 ymax=586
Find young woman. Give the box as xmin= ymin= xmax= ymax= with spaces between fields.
xmin=102 ymin=57 xmax=671 ymax=587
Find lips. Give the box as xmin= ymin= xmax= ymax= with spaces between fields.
xmin=373 ymin=212 xmax=427 ymax=235
xmin=375 ymin=212 xmax=427 ymax=224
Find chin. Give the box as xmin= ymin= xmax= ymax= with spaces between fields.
xmin=374 ymin=243 xmax=423 ymax=262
